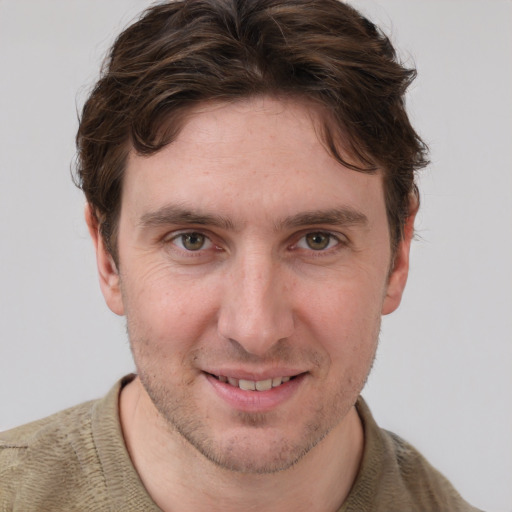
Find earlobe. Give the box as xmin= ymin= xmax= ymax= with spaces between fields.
xmin=381 ymin=202 xmax=418 ymax=316
xmin=84 ymin=204 xmax=125 ymax=316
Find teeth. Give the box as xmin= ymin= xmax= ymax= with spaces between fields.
xmin=272 ymin=377 xmax=282 ymax=387
xmin=255 ymin=378 xmax=272 ymax=391
xmin=239 ymin=379 xmax=256 ymax=391
xmin=217 ymin=375 xmax=293 ymax=391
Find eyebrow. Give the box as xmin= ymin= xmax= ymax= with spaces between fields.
xmin=277 ymin=208 xmax=368 ymax=230
xmin=139 ymin=205 xmax=236 ymax=230
xmin=138 ymin=205 xmax=368 ymax=232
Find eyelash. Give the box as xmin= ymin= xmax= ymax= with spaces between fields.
xmin=165 ymin=230 xmax=346 ymax=257
xmin=170 ymin=232 xmax=214 ymax=251
xmin=293 ymin=231 xmax=342 ymax=252
xmin=165 ymin=231 xmax=219 ymax=258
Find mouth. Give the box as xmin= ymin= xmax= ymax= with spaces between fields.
xmin=207 ymin=373 xmax=298 ymax=391
xmin=205 ymin=371 xmax=306 ymax=412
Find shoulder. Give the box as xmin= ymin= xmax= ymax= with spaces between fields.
xmin=1 ymin=398 xmax=95 ymax=444
xmin=381 ymin=428 xmax=480 ymax=511
xmin=341 ymin=398 xmax=482 ymax=512
xmin=0 ymin=399 xmax=107 ymax=511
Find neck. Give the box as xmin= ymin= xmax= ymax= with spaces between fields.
xmin=120 ymin=377 xmax=363 ymax=512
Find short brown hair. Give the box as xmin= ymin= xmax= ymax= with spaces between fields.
xmin=75 ymin=0 xmax=428 ymax=262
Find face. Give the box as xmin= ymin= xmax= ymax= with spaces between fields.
xmin=90 ymin=96 xmax=412 ymax=474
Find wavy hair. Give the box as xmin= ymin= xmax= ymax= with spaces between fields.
xmin=75 ymin=0 xmax=428 ymax=261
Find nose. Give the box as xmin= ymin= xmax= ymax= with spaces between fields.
xmin=217 ymin=251 xmax=295 ymax=356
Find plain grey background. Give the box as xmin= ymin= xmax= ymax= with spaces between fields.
xmin=1 ymin=1 xmax=511 ymax=511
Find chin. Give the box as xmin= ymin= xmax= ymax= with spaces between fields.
xmin=157 ymin=400 xmax=339 ymax=475
xmin=181 ymin=427 xmax=320 ymax=474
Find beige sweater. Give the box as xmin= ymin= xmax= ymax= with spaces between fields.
xmin=1 ymin=376 xmax=480 ymax=511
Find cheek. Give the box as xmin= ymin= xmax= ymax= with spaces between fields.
xmin=299 ymin=275 xmax=384 ymax=356
xmin=121 ymin=261 xmax=220 ymax=353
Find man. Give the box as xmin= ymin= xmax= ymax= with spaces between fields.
xmin=0 ymin=0 xmax=481 ymax=510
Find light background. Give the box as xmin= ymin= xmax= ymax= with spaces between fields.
xmin=0 ymin=1 xmax=510 ymax=510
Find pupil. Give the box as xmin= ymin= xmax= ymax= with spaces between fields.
xmin=183 ymin=233 xmax=204 ymax=250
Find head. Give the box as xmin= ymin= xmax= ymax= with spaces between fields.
xmin=77 ymin=0 xmax=428 ymax=474
xmin=76 ymin=0 xmax=428 ymax=265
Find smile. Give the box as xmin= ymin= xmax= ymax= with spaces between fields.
xmin=206 ymin=372 xmax=306 ymax=412
xmin=211 ymin=374 xmax=294 ymax=391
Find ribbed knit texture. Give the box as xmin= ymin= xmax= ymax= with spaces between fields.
xmin=1 ymin=376 xmax=480 ymax=511
xmin=339 ymin=399 xmax=481 ymax=511
xmin=0 ymin=375 xmax=159 ymax=511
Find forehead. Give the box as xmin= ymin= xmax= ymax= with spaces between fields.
xmin=121 ymin=96 xmax=386 ymax=227
xmin=157 ymin=96 xmax=333 ymax=171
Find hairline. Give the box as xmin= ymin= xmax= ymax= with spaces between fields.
xmin=94 ymin=93 xmax=406 ymax=266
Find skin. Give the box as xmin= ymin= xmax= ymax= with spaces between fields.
xmin=87 ymin=96 xmax=415 ymax=512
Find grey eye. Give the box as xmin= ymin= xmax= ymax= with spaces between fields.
xmin=303 ymin=232 xmax=335 ymax=250
xmin=177 ymin=232 xmax=207 ymax=251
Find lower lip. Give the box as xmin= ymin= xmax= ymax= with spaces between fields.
xmin=205 ymin=373 xmax=306 ymax=413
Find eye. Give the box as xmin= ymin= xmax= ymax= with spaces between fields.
xmin=296 ymin=232 xmax=339 ymax=251
xmin=172 ymin=232 xmax=213 ymax=251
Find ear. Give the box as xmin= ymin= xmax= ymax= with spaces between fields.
xmin=85 ymin=203 xmax=125 ymax=316
xmin=381 ymin=202 xmax=418 ymax=315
